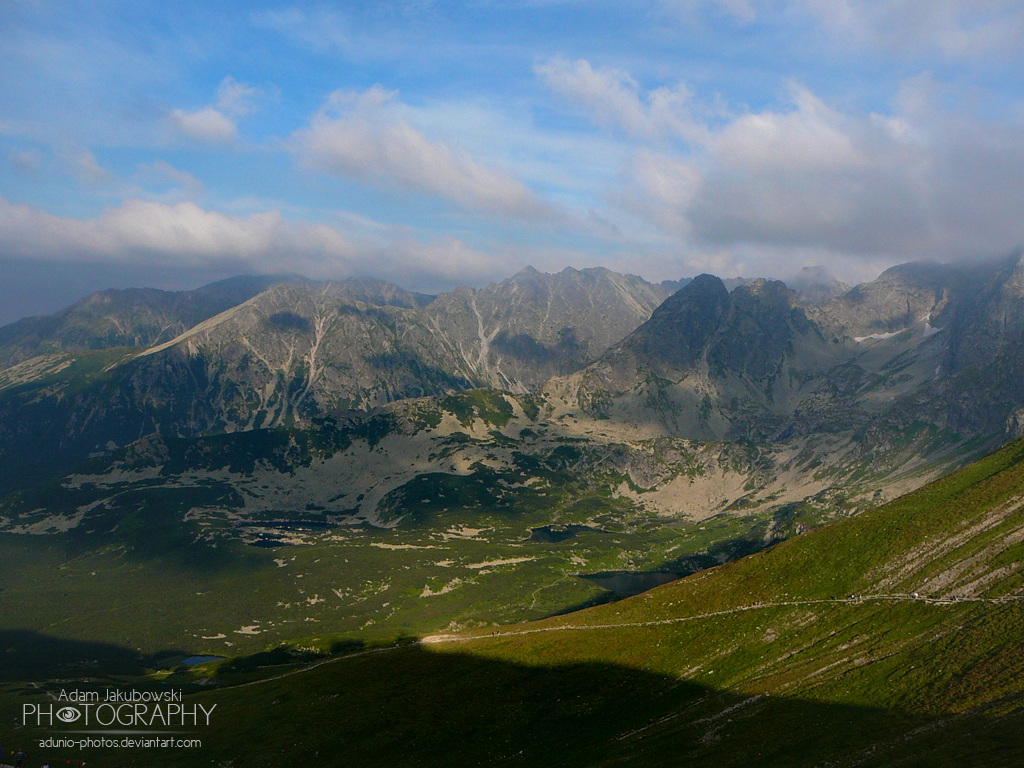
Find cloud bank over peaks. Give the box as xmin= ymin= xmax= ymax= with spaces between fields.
xmin=292 ymin=86 xmax=559 ymax=220
xmin=590 ymin=76 xmax=1024 ymax=263
xmin=0 ymin=197 xmax=508 ymax=291
xmin=168 ymin=76 xmax=264 ymax=145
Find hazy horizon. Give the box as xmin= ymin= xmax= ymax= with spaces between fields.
xmin=0 ymin=251 xmax=997 ymax=328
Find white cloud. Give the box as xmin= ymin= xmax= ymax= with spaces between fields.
xmin=59 ymin=145 xmax=112 ymax=184
xmin=611 ymin=150 xmax=702 ymax=234
xmin=616 ymin=80 xmax=1024 ymax=262
xmin=685 ymin=86 xmax=929 ymax=255
xmin=168 ymin=76 xmax=263 ymax=145
xmin=0 ymin=197 xmax=507 ymax=288
xmin=535 ymin=57 xmax=701 ymax=142
xmin=168 ymin=106 xmax=238 ymax=144
xmin=213 ymin=76 xmax=261 ymax=118
xmin=0 ymin=198 xmax=301 ymax=265
xmin=292 ymin=86 xmax=557 ymax=219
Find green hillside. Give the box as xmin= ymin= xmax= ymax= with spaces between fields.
xmin=6 ymin=429 xmax=1024 ymax=766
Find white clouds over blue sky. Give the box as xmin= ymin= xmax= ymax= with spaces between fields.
xmin=2 ymin=0 xmax=1024 ymax=317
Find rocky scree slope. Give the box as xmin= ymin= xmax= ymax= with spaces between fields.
xmin=423 ymin=266 xmax=668 ymax=391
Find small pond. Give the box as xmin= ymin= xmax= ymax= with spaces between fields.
xmin=580 ymin=571 xmax=684 ymax=597
xmin=528 ymin=524 xmax=606 ymax=543
xmin=181 ymin=655 xmax=226 ymax=666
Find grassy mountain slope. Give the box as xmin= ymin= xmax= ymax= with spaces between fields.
xmin=6 ymin=427 xmax=1024 ymax=766
xmin=188 ymin=435 xmax=1024 ymax=764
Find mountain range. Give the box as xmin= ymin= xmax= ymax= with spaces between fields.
xmin=0 ymin=257 xmax=1010 ymax=495
xmin=3 ymin=257 xmax=1023 ymax=549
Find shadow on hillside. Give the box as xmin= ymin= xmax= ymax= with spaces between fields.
xmin=205 ymin=644 xmax=1016 ymax=768
xmin=5 ymin=635 xmax=1019 ymax=768
xmin=0 ymin=629 xmax=185 ymax=681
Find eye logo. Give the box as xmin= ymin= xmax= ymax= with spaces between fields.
xmin=56 ymin=707 xmax=81 ymax=723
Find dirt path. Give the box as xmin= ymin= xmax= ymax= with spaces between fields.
xmin=228 ymin=592 xmax=1023 ymax=689
xmin=420 ymin=592 xmax=1024 ymax=644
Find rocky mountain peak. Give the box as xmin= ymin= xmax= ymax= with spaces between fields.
xmin=787 ymin=266 xmax=850 ymax=305
xmin=807 ymin=262 xmax=960 ymax=340
xmin=319 ymin=276 xmax=436 ymax=309
xmin=506 ymin=265 xmax=544 ymax=286
xmin=657 ymin=273 xmax=729 ymax=312
xmin=616 ymin=275 xmax=812 ymax=383
xmin=624 ymin=274 xmax=731 ymax=370
xmin=709 ymin=279 xmax=809 ymax=380
xmin=874 ymin=261 xmax=959 ymax=289
xmin=418 ymin=266 xmax=669 ymax=390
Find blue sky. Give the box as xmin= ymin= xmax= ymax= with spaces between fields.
xmin=2 ymin=0 xmax=1024 ymax=321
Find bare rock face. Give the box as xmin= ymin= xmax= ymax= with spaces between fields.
xmin=423 ymin=266 xmax=670 ymax=391
xmin=591 ymin=274 xmax=819 ymax=390
xmin=117 ymin=284 xmax=472 ymax=429
xmin=0 ymin=275 xmax=315 ymax=372
xmin=707 ymin=278 xmax=815 ymax=380
xmin=561 ymin=275 xmax=834 ymax=440
xmin=621 ymin=274 xmax=731 ymax=374
xmin=929 ymin=252 xmax=1024 ymax=434
xmin=564 ymin=252 xmax=1024 ymax=445
xmin=1005 ymin=408 xmax=1024 ymax=439
xmin=0 ymin=275 xmax=441 ymax=374
xmin=318 ymin=276 xmax=436 ymax=309
xmin=806 ymin=261 xmax=963 ymax=341
xmin=943 ymin=253 xmax=1024 ymax=371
